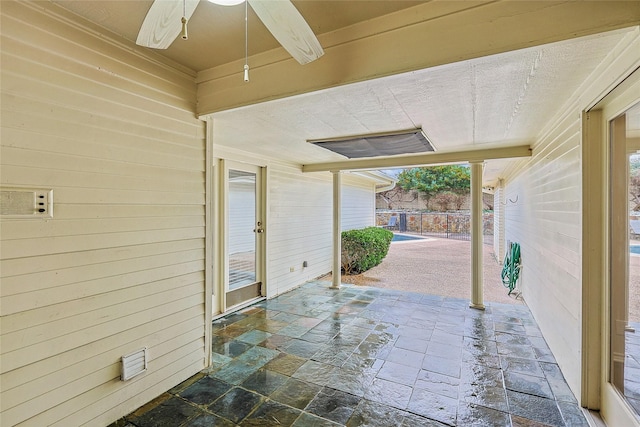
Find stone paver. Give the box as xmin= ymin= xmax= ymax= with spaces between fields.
xmin=117 ymin=282 xmax=585 ymax=427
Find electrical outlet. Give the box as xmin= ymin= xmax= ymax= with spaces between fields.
xmin=289 ymin=266 xmax=295 ymax=272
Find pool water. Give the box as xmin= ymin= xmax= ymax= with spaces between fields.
xmin=631 ymin=245 xmax=640 ymax=255
xmin=391 ymin=234 xmax=425 ymax=242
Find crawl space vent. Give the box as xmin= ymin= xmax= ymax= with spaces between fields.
xmin=121 ymin=348 xmax=148 ymax=381
xmin=309 ymin=129 xmax=434 ymax=159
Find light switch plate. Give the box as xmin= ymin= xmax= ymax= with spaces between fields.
xmin=0 ymin=187 xmax=53 ymax=218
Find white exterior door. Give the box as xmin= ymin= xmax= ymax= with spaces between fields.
xmin=219 ymin=160 xmax=265 ymax=312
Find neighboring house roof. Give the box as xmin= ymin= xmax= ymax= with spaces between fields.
xmin=351 ymin=170 xmax=397 ymax=193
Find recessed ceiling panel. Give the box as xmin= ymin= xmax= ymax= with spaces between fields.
xmin=310 ymin=129 xmax=434 ymax=159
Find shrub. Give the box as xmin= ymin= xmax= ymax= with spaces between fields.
xmin=341 ymin=227 xmax=393 ymax=275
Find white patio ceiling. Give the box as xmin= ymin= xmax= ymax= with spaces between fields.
xmin=209 ymin=28 xmax=632 ymax=186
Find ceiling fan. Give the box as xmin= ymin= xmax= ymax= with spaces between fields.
xmin=136 ymin=0 xmax=324 ymax=66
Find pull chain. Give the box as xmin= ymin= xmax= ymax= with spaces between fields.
xmin=243 ymin=0 xmax=249 ymax=82
xmin=180 ymin=0 xmax=188 ymax=40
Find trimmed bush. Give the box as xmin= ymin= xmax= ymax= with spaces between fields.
xmin=341 ymin=227 xmax=393 ymax=275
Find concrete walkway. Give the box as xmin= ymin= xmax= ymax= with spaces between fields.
xmin=324 ymin=235 xmax=523 ymax=306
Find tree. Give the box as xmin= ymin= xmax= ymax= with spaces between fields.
xmin=397 ymin=165 xmax=470 ymax=208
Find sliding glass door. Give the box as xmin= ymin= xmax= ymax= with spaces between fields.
xmin=610 ymin=100 xmax=640 ymax=420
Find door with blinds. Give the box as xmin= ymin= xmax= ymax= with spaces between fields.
xmin=223 ymin=161 xmax=265 ymax=310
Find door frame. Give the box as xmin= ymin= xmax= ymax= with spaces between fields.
xmin=213 ymin=158 xmax=267 ymax=315
xmin=583 ymin=68 xmax=640 ymax=426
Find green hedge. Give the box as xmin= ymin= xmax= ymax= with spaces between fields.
xmin=341 ymin=227 xmax=393 ymax=275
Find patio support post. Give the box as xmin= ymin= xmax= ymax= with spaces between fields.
xmin=470 ymin=161 xmax=485 ymax=310
xmin=331 ymin=171 xmax=341 ymax=289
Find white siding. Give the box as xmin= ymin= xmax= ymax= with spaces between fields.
xmin=212 ymin=147 xmax=377 ymax=299
xmin=501 ymin=29 xmax=640 ymax=398
xmin=267 ymin=167 xmax=333 ymax=297
xmin=342 ymin=179 xmax=376 ymax=231
xmin=267 ymin=167 xmax=375 ymax=297
xmin=504 ymin=114 xmax=583 ymax=393
xmin=1 ymin=2 xmax=206 ymax=427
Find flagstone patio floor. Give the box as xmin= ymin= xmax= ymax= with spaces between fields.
xmin=116 ymin=281 xmax=589 ymax=427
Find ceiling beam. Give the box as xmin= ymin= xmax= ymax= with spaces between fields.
xmin=302 ymin=145 xmax=532 ymax=173
xmin=197 ymin=1 xmax=640 ymax=116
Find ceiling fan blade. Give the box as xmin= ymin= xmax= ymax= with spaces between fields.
xmin=248 ymin=0 xmax=324 ymax=65
xmin=136 ymin=0 xmax=200 ymax=49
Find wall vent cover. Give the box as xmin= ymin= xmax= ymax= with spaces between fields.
xmin=121 ymin=348 xmax=148 ymax=381
xmin=309 ymin=128 xmax=434 ymax=159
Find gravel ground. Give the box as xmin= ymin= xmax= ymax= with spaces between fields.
xmin=323 ymin=236 xmax=524 ymax=306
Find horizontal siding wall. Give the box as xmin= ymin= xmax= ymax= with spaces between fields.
xmin=504 ymin=113 xmax=583 ymax=394
xmin=268 ymin=167 xmax=375 ymax=297
xmin=501 ymin=28 xmax=640 ymax=399
xmin=212 ymin=146 xmax=377 ymax=300
xmin=342 ymin=179 xmax=376 ymax=231
xmin=0 ymin=2 xmax=206 ymax=427
xmin=267 ymin=167 xmax=332 ymax=297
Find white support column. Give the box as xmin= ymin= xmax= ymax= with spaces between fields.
xmin=470 ymin=161 xmax=485 ymax=310
xmin=331 ymin=171 xmax=342 ymax=289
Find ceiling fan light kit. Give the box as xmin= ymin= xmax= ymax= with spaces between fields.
xmin=207 ymin=0 xmax=245 ymax=5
